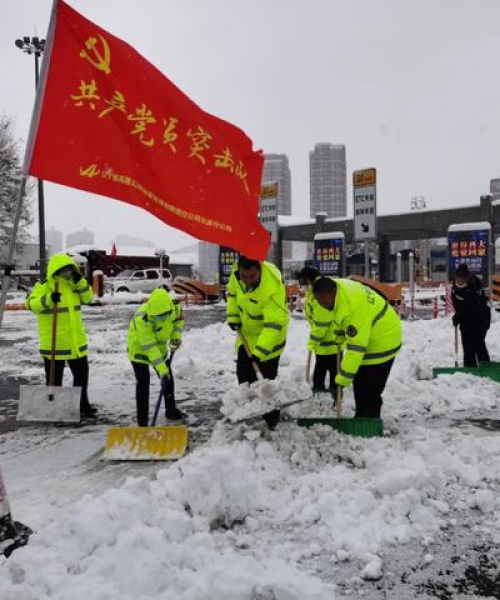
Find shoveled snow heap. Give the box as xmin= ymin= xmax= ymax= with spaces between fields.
xmin=220 ymin=374 xmax=312 ymax=422
xmin=0 ymin=444 xmax=335 ymax=599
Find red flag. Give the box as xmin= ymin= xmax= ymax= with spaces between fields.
xmin=28 ymin=1 xmax=270 ymax=260
xmin=110 ymin=243 xmax=117 ymax=259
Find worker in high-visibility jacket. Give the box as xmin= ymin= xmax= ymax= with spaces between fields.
xmin=26 ymin=253 xmax=97 ymax=417
xmin=226 ymin=256 xmax=290 ymax=429
xmin=310 ymin=277 xmax=402 ymax=418
xmin=298 ymin=266 xmax=341 ymax=392
xmin=127 ymin=288 xmax=185 ymax=426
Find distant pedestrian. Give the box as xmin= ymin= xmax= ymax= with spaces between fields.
xmin=451 ymin=264 xmax=490 ymax=367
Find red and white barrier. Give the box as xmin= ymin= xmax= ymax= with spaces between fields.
xmin=445 ymin=284 xmax=452 ymax=316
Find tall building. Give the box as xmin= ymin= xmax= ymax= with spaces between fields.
xmin=198 ymin=242 xmax=220 ymax=282
xmin=263 ymin=154 xmax=292 ymax=261
xmin=262 ymin=154 xmax=292 ymax=216
xmin=66 ymin=228 xmax=95 ymax=249
xmin=46 ymin=227 xmax=63 ymax=253
xmin=309 ymin=143 xmax=347 ymax=218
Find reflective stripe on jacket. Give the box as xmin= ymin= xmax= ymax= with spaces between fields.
xmin=226 ymin=262 xmax=289 ymax=361
xmin=306 ymin=287 xmax=344 ymax=356
xmin=127 ymin=289 xmax=184 ymax=377
xmin=26 ymin=253 xmax=93 ymax=359
xmin=309 ymin=279 xmax=402 ymax=386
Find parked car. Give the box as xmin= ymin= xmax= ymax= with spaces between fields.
xmin=106 ymin=268 xmax=173 ymax=294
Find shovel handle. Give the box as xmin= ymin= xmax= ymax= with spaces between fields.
xmin=306 ymin=350 xmax=312 ymax=383
xmin=49 ymin=281 xmax=59 ymax=387
xmin=151 ymin=388 xmax=163 ymax=427
xmin=237 ymin=328 xmax=263 ymax=380
xmin=151 ymin=351 xmax=176 ymax=426
xmin=454 ymin=325 xmax=459 ymax=368
xmin=335 ymin=351 xmax=343 ymax=418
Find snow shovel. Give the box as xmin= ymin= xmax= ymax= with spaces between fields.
xmin=223 ymin=330 xmax=310 ymax=424
xmin=297 ymin=352 xmax=384 ymax=438
xmin=17 ymin=282 xmax=80 ymax=423
xmin=102 ymin=353 xmax=188 ymax=461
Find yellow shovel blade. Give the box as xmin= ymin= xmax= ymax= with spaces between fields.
xmin=102 ymin=425 xmax=188 ymax=461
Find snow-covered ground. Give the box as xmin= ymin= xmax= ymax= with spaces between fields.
xmin=1 ymin=305 xmax=500 ymax=599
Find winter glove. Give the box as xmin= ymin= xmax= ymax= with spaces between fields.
xmin=72 ymin=269 xmax=83 ymax=283
xmin=50 ymin=292 xmax=62 ymax=304
xmin=452 ymin=314 xmax=459 ymax=327
xmin=228 ymin=322 xmax=240 ymax=331
xmin=335 ymin=372 xmax=352 ymax=389
xmin=170 ymin=339 xmax=182 ymax=350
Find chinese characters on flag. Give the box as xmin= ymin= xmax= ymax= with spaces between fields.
xmin=29 ymin=0 xmax=270 ymax=259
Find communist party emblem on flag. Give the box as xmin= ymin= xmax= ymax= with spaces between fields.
xmin=28 ymin=1 xmax=270 ymax=259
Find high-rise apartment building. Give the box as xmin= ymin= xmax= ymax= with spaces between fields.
xmin=262 ymin=154 xmax=292 ymax=216
xmin=263 ymin=154 xmax=292 ymax=261
xmin=309 ymin=143 xmax=347 ymax=218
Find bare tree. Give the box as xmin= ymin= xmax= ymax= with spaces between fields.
xmin=0 ymin=115 xmax=33 ymax=250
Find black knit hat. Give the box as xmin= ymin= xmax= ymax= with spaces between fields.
xmin=455 ymin=264 xmax=470 ymax=277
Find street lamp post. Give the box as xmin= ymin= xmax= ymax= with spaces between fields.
xmin=15 ymin=36 xmax=47 ymax=278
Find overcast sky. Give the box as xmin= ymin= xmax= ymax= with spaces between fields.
xmin=3 ymin=0 xmax=500 ymax=252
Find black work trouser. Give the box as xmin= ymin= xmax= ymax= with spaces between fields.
xmin=313 ymin=353 xmax=338 ymax=392
xmin=460 ymin=328 xmax=490 ymax=367
xmin=236 ymin=345 xmax=281 ymax=429
xmin=131 ymin=361 xmax=175 ymax=427
xmin=352 ymin=358 xmax=395 ymax=419
xmin=43 ymin=356 xmax=90 ymax=410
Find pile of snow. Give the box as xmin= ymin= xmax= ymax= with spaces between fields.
xmin=220 ymin=375 xmax=311 ymax=422
xmin=0 ymin=451 xmax=334 ymax=599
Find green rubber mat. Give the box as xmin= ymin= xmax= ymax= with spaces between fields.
xmin=297 ymin=417 xmax=384 ymax=438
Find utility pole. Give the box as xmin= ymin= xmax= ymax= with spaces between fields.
xmin=15 ymin=36 xmax=47 ymax=278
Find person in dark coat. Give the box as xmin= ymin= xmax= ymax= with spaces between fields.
xmin=451 ymin=264 xmax=491 ymax=367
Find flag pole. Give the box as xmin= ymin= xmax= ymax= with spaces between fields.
xmin=0 ymin=0 xmax=59 ymax=330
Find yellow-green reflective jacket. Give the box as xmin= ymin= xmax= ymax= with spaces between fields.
xmin=127 ymin=289 xmax=184 ymax=377
xmin=309 ymin=279 xmax=402 ymax=386
xmin=304 ymin=280 xmax=343 ymax=356
xmin=26 ymin=253 xmax=93 ymax=360
xmin=226 ymin=261 xmax=290 ymax=361
xmin=304 ymin=288 xmax=314 ymax=325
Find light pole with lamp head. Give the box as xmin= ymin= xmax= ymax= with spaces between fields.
xmin=15 ymin=36 xmax=47 ymax=278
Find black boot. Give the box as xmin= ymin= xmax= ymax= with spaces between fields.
xmin=80 ymin=402 xmax=98 ymax=418
xmin=263 ymin=409 xmax=280 ymax=430
xmin=165 ymin=406 xmax=187 ymax=422
xmin=0 ymin=513 xmax=32 ymax=558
